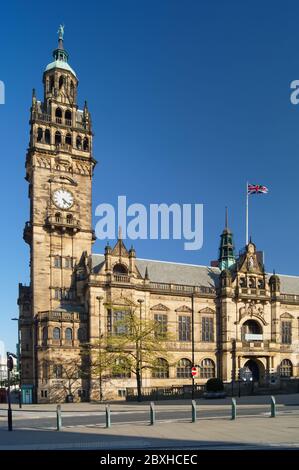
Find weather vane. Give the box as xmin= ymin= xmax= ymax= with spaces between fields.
xmin=58 ymin=24 xmax=65 ymax=41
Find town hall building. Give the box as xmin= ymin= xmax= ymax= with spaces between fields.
xmin=18 ymin=30 xmax=299 ymax=403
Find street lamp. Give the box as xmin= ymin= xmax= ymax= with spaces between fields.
xmin=11 ymin=317 xmax=22 ymax=408
xmin=137 ymin=299 xmax=144 ymax=401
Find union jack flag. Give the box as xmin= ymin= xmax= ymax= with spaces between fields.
xmin=247 ymin=184 xmax=268 ymax=195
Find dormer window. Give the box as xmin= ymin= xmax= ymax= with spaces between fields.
xmin=113 ymin=264 xmax=128 ymax=274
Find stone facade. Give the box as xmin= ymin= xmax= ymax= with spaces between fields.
xmin=18 ymin=34 xmax=299 ymax=403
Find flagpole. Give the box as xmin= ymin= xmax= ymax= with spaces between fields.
xmin=246 ymin=181 xmax=249 ymax=246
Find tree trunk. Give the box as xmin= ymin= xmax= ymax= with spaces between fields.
xmin=136 ymin=369 xmax=142 ymax=402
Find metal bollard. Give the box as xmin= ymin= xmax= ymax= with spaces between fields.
xmin=105 ymin=404 xmax=111 ymax=428
xmin=231 ymin=398 xmax=237 ymax=420
xmin=56 ymin=405 xmax=62 ymax=431
xmin=191 ymin=400 xmax=197 ymax=423
xmin=270 ymin=396 xmax=276 ymax=418
xmin=150 ymin=401 xmax=155 ymax=425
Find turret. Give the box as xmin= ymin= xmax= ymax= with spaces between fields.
xmin=218 ymin=208 xmax=236 ymax=271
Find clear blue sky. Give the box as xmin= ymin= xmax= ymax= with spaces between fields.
xmin=1 ymin=0 xmax=299 ymax=352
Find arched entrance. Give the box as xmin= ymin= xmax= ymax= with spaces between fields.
xmin=244 ymin=359 xmax=262 ymax=382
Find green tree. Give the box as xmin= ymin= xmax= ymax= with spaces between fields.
xmin=107 ymin=306 xmax=173 ymax=401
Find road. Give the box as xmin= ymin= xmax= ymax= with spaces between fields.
xmin=1 ymin=395 xmax=299 ymax=430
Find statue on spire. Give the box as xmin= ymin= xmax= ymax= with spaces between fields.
xmin=58 ymin=24 xmax=65 ymax=41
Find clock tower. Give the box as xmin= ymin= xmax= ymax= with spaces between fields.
xmin=19 ymin=27 xmax=96 ymax=401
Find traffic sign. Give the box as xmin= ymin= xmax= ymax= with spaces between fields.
xmin=191 ymin=366 xmax=198 ymax=377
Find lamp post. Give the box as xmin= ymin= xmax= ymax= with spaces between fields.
xmin=137 ymin=299 xmax=144 ymax=401
xmin=191 ymin=293 xmax=196 ymax=400
xmin=6 ymin=352 xmax=17 ymax=431
xmin=11 ymin=318 xmax=22 ymax=408
xmin=96 ymin=296 xmax=104 ymax=402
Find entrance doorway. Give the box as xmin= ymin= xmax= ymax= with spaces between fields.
xmin=244 ymin=359 xmax=261 ymax=382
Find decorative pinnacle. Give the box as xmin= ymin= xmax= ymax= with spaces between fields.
xmin=57 ymin=24 xmax=65 ymax=49
xmin=225 ymin=206 xmax=228 ymax=230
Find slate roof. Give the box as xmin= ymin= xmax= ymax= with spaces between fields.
xmin=91 ymin=254 xmax=299 ymax=295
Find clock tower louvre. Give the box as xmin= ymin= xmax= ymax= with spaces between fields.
xmin=19 ymin=28 xmax=96 ymax=400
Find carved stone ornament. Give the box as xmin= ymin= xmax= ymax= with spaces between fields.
xmin=239 ymin=300 xmax=264 ymax=321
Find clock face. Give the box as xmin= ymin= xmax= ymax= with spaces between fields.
xmin=53 ymin=189 xmax=74 ymax=210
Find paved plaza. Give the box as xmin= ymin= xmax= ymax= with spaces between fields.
xmin=0 ymin=394 xmax=299 ymax=449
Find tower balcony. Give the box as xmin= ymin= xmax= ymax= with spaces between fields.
xmin=45 ymin=215 xmax=80 ymax=233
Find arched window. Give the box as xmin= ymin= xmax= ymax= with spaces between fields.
xmin=45 ymin=129 xmax=51 ymax=144
xmin=55 ymin=213 xmax=61 ymax=223
xmin=249 ymin=277 xmax=256 ymax=288
xmin=176 ymin=358 xmax=192 ymax=378
xmin=200 ymin=358 xmax=215 ymax=379
xmin=113 ymin=264 xmax=128 ymax=274
xmin=70 ymin=81 xmax=74 ymax=97
xmin=112 ymin=358 xmax=131 ymax=378
xmin=242 ymin=320 xmax=262 ymax=341
xmin=280 ymin=359 xmax=293 ymax=377
xmin=53 ymin=327 xmax=61 ymax=340
xmin=59 ymin=76 xmax=65 ymax=89
xmin=65 ymin=109 xmax=72 ymax=123
xmin=66 ymin=214 xmax=73 ymax=224
xmin=76 ymin=135 xmax=82 ymax=149
xmin=37 ymin=127 xmax=43 ymax=142
xmin=55 ymin=131 xmax=61 ymax=145
xmin=53 ymin=364 xmax=63 ymax=379
xmin=42 ymin=327 xmax=48 ymax=341
xmin=77 ymin=328 xmax=86 ymax=342
xmin=65 ymin=328 xmax=73 ymax=341
xmin=239 ymin=277 xmax=246 ymax=288
xmin=49 ymin=76 xmax=54 ymax=92
xmin=152 ymin=358 xmax=169 ymax=378
xmin=83 ymin=137 xmax=89 ymax=150
xmin=55 ymin=107 xmax=62 ymax=118
xmin=65 ymin=133 xmax=72 ymax=146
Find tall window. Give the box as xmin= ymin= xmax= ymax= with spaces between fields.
xmin=281 ymin=321 xmax=292 ymax=344
xmin=200 ymin=358 xmax=215 ymax=379
xmin=202 ymin=317 xmax=214 ymax=342
xmin=112 ymin=310 xmax=129 ymax=335
xmin=65 ymin=328 xmax=73 ymax=341
xmin=54 ymin=256 xmax=62 ymax=268
xmin=65 ymin=133 xmax=72 ymax=145
xmin=42 ymin=327 xmax=48 ymax=343
xmin=53 ymin=364 xmax=63 ymax=378
xmin=154 ymin=314 xmax=168 ymax=339
xmin=279 ymin=359 xmax=293 ymax=377
xmin=53 ymin=327 xmax=61 ymax=340
xmin=42 ymin=361 xmax=48 ymax=380
xmin=77 ymin=328 xmax=86 ymax=342
xmin=65 ymin=257 xmax=73 ymax=269
xmin=176 ymin=358 xmax=192 ymax=378
xmin=178 ymin=316 xmax=191 ymax=341
xmin=55 ymin=131 xmax=61 ymax=145
xmin=45 ymin=129 xmax=51 ymax=144
xmin=152 ymin=358 xmax=169 ymax=378
xmin=37 ymin=127 xmax=43 ymax=142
